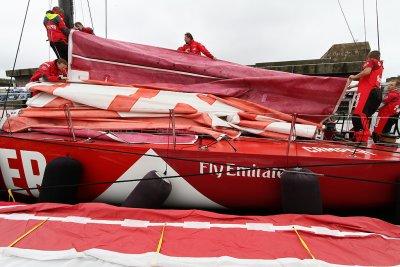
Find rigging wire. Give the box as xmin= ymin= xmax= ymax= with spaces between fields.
xmin=72 ymin=0 xmax=76 ymax=24
xmin=4 ymin=109 xmax=400 ymax=158
xmin=79 ymin=0 xmax=86 ymax=25
xmin=1 ymin=134 xmax=399 ymax=170
xmin=86 ymin=0 xmax=95 ymax=30
xmin=1 ymin=163 xmax=398 ymax=195
xmin=362 ymin=0 xmax=368 ymax=57
xmin=1 ymin=0 xmax=31 ymax=119
xmin=375 ymin=0 xmax=381 ymax=51
xmin=164 ymin=109 xmax=173 ymax=175
xmin=105 ymin=0 xmax=108 ymax=38
xmin=337 ymin=0 xmax=357 ymax=44
xmin=48 ymin=0 xmax=53 ymax=61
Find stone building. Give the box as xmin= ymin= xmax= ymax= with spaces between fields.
xmin=252 ymin=42 xmax=370 ymax=77
xmin=0 ymin=78 xmax=13 ymax=87
xmin=5 ymin=68 xmax=36 ymax=87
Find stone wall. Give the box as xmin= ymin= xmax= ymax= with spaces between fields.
xmin=252 ymin=42 xmax=370 ymax=77
xmin=5 ymin=68 xmax=37 ymax=87
xmin=0 ymin=78 xmax=13 ymax=87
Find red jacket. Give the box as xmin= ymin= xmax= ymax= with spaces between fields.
xmin=79 ymin=27 xmax=94 ymax=35
xmin=379 ymin=89 xmax=400 ymax=117
xmin=43 ymin=12 xmax=70 ymax=43
xmin=30 ymin=60 xmax=67 ymax=82
xmin=358 ymin=58 xmax=384 ymax=93
xmin=178 ymin=40 xmax=214 ymax=59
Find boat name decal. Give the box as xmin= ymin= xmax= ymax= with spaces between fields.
xmin=200 ymin=162 xmax=284 ymax=179
xmin=302 ymin=146 xmax=375 ymax=156
xmin=0 ymin=148 xmax=46 ymax=197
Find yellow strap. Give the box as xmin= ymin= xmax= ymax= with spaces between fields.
xmin=293 ymin=226 xmax=315 ymax=259
xmin=155 ymin=224 xmax=166 ymax=253
xmin=7 ymin=189 xmax=15 ymax=202
xmin=8 ymin=219 xmax=48 ymax=247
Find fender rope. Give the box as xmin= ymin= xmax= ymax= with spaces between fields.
xmin=7 ymin=189 xmax=15 ymax=202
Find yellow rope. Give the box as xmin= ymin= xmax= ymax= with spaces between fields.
xmin=155 ymin=224 xmax=166 ymax=253
xmin=293 ymin=226 xmax=315 ymax=259
xmin=8 ymin=219 xmax=48 ymax=247
xmin=7 ymin=189 xmax=15 ymax=202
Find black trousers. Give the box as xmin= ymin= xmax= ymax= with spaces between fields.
xmin=50 ymin=41 xmax=68 ymax=61
xmin=372 ymin=115 xmax=399 ymax=143
xmin=382 ymin=115 xmax=399 ymax=134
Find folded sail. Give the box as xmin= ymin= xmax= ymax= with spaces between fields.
xmin=2 ymin=82 xmax=318 ymax=140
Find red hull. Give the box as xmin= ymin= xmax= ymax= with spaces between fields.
xmin=0 ymin=132 xmax=399 ymax=210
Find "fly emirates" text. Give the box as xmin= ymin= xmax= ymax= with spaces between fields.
xmin=200 ymin=162 xmax=284 ymax=179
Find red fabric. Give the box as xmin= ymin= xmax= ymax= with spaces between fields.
xmin=30 ymin=60 xmax=66 ymax=82
xmin=352 ymin=88 xmax=371 ymax=142
xmin=80 ymin=27 xmax=94 ymax=35
xmin=374 ymin=89 xmax=400 ymax=134
xmin=43 ymin=13 xmax=69 ymax=43
xmin=374 ymin=117 xmax=389 ymax=136
xmin=69 ymin=32 xmax=347 ymax=123
xmin=359 ymin=59 xmax=384 ymax=90
xmin=383 ymin=89 xmax=400 ymax=106
xmin=178 ymin=40 xmax=214 ymax=59
xmin=0 ymin=202 xmax=400 ymax=266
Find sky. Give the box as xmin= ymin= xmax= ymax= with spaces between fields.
xmin=0 ymin=0 xmax=398 ymax=79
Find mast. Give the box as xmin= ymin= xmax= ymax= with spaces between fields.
xmin=105 ymin=0 xmax=108 ymax=38
xmin=58 ymin=0 xmax=74 ymax=28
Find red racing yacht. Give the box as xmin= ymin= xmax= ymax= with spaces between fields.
xmin=0 ymin=31 xmax=399 ymax=212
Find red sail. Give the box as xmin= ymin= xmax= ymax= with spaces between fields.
xmin=69 ymin=31 xmax=347 ymax=123
xmin=1 ymin=202 xmax=400 ymax=266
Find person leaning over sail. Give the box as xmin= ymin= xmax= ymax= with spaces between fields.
xmin=347 ymin=50 xmax=384 ymax=143
xmin=177 ymin=32 xmax=216 ymax=60
xmin=44 ymin=8 xmax=70 ymax=61
xmin=30 ymin=58 xmax=68 ymax=83
xmin=74 ymin=22 xmax=95 ymax=35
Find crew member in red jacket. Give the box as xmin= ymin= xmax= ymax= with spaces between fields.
xmin=177 ymin=33 xmax=216 ymax=59
xmin=30 ymin=58 xmax=68 ymax=82
xmin=372 ymin=81 xmax=400 ymax=142
xmin=74 ymin=22 xmax=94 ymax=35
xmin=347 ymin=50 xmax=384 ymax=142
xmin=44 ymin=9 xmax=70 ymax=61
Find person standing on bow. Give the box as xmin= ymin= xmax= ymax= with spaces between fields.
xmin=74 ymin=22 xmax=95 ymax=35
xmin=43 ymin=8 xmax=70 ymax=61
xmin=347 ymin=50 xmax=384 ymax=143
xmin=177 ymin=32 xmax=216 ymax=59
